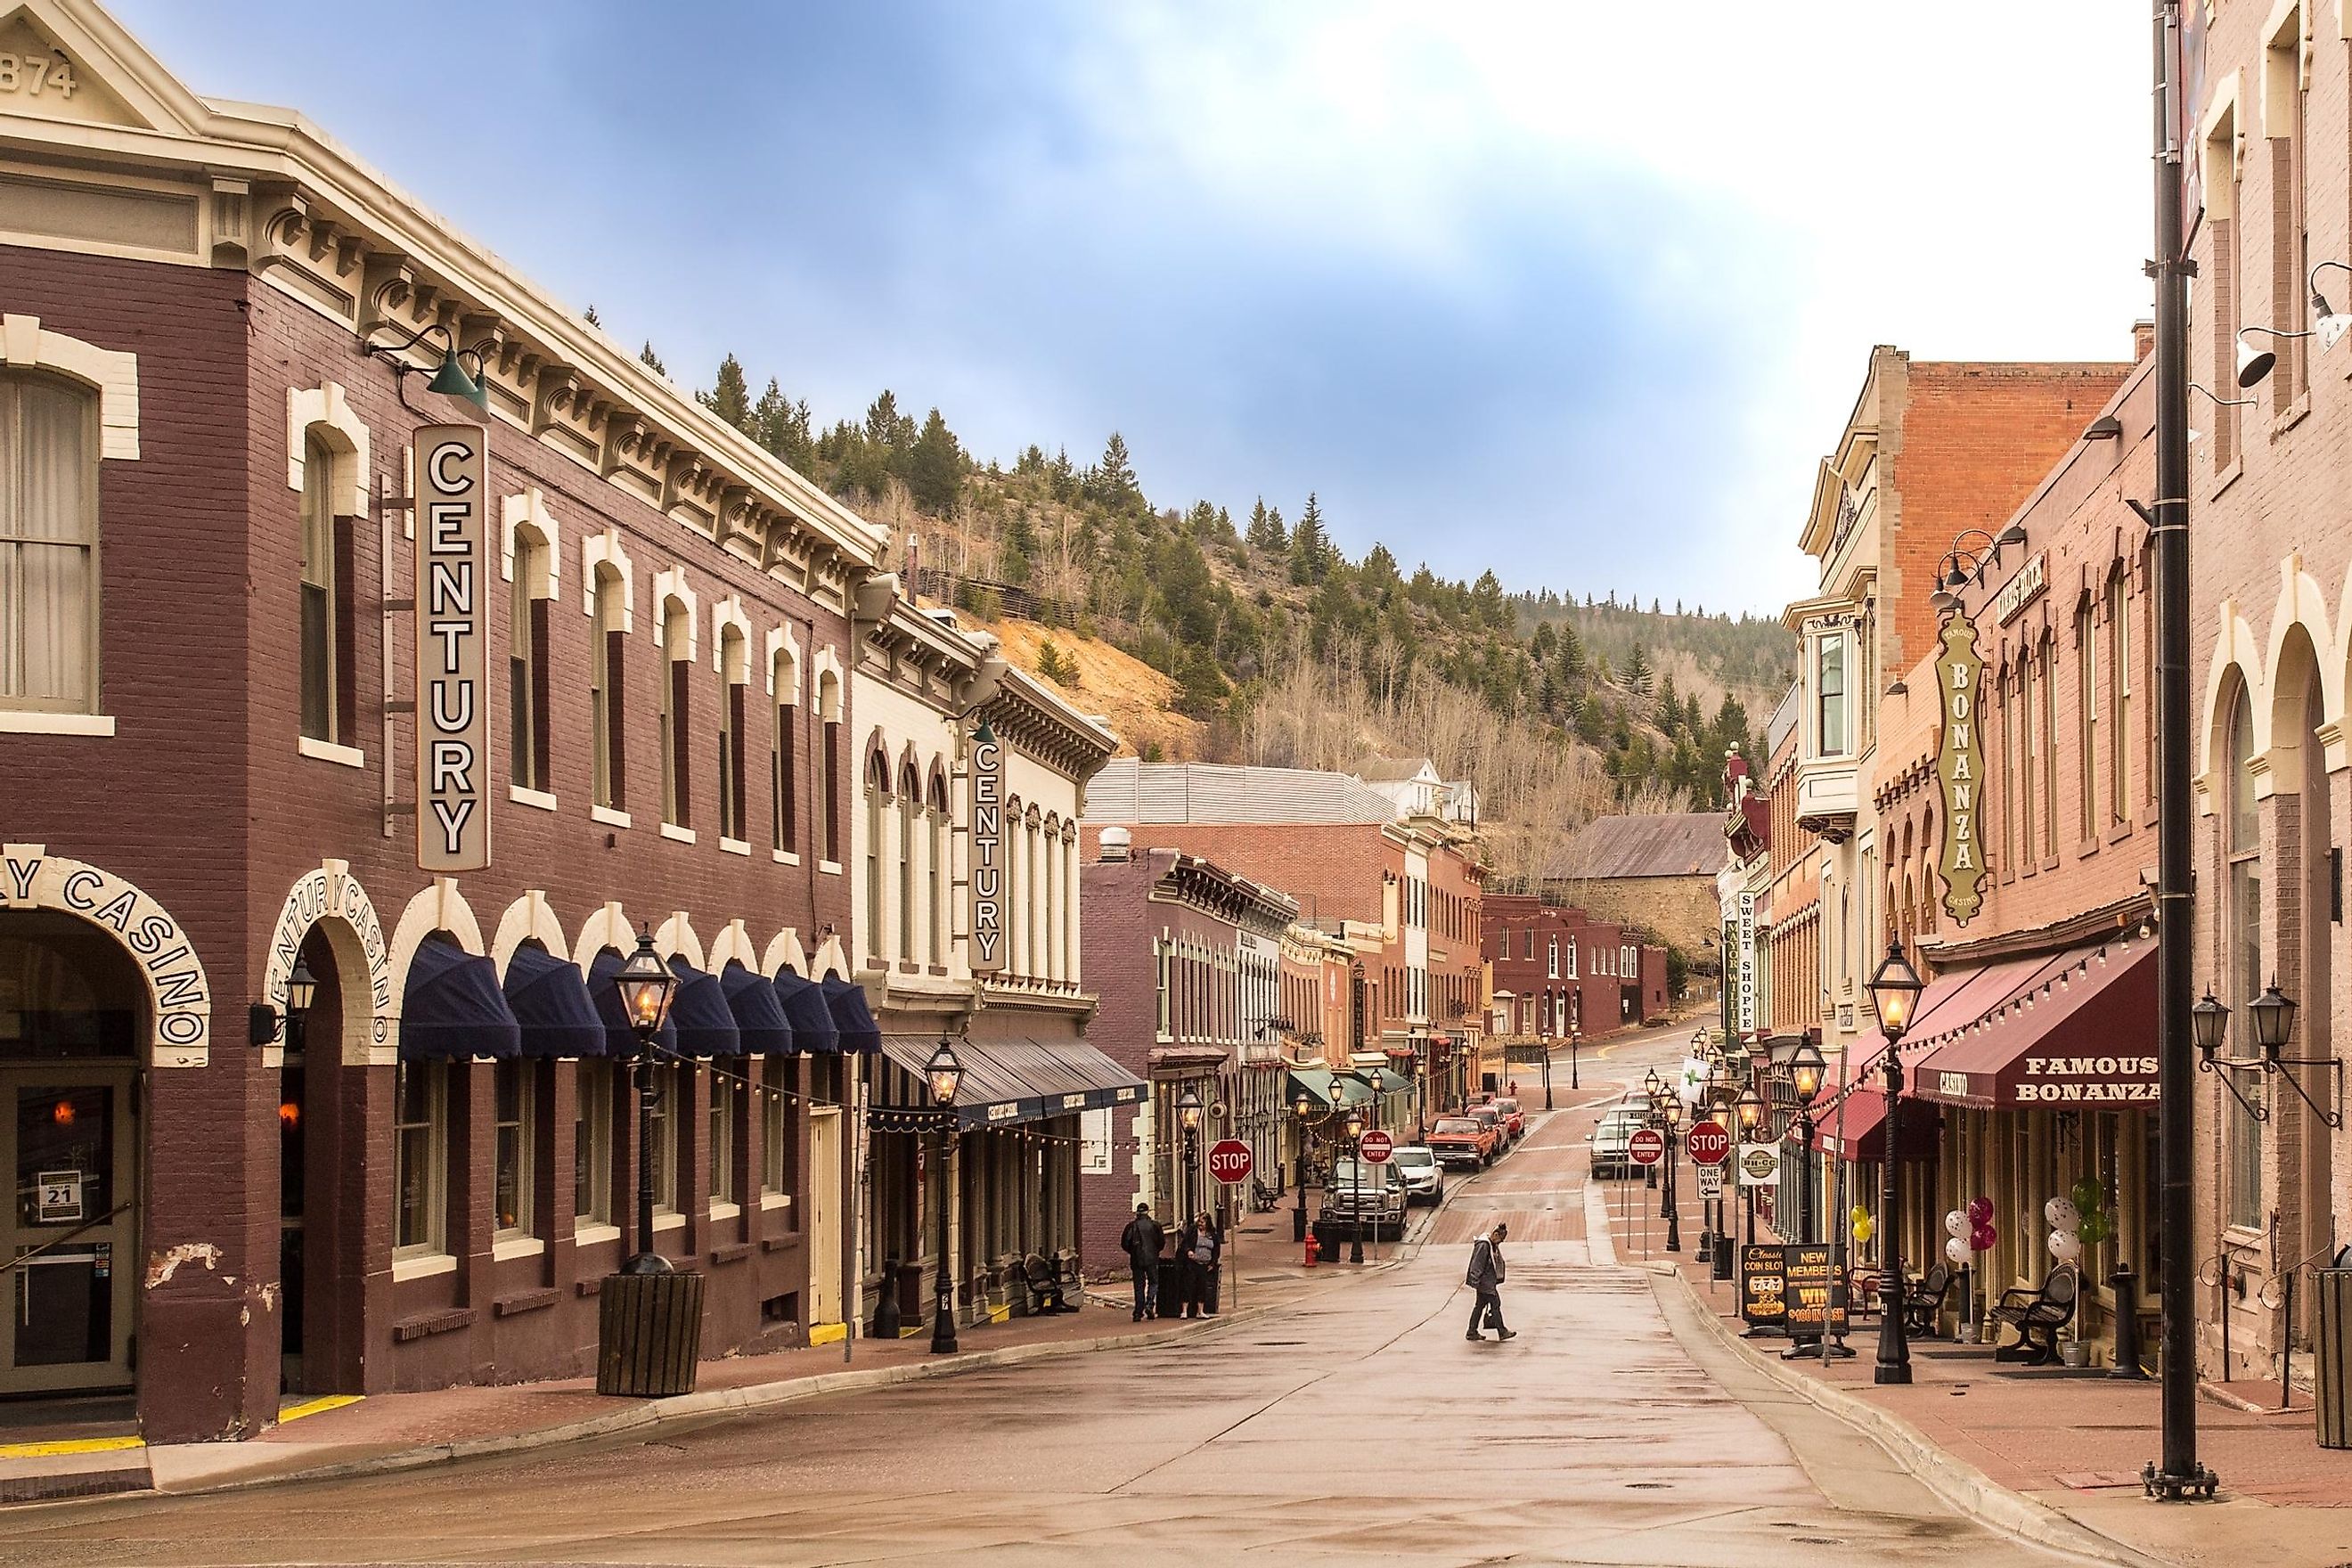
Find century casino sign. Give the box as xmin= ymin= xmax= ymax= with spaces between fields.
xmin=415 ymin=425 xmax=491 ymax=872
xmin=1935 ymin=611 xmax=1987 ymax=923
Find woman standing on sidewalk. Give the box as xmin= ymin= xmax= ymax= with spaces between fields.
xmin=1179 ymin=1212 xmax=1222 ymax=1319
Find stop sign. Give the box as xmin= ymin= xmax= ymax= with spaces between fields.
xmin=1628 ymin=1127 xmax=1666 ymax=1167
xmin=1686 ymin=1120 xmax=1732 ymax=1166
xmin=1358 ymin=1130 xmax=1395 ymax=1164
xmin=1206 ymin=1138 xmax=1254 ymax=1184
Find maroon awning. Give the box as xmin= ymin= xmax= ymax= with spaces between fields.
xmin=1909 ymin=937 xmax=2156 ymax=1110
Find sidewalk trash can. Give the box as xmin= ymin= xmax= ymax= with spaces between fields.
xmin=2315 ymin=1268 xmax=2352 ymax=1448
xmin=1205 ymin=1261 xmax=1222 ymax=1315
xmin=1156 ymin=1257 xmax=1181 ymax=1319
xmin=597 ymin=1270 xmax=706 ymax=1398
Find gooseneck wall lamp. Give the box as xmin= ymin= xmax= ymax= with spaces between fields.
xmin=363 ymin=319 xmax=494 ymax=412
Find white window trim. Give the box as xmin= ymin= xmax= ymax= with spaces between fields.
xmin=501 ymin=489 xmax=564 ymax=591
xmin=721 ymin=836 xmax=751 ymax=856
xmin=760 ymin=1191 xmax=792 ymax=1212
xmin=2 ymin=314 xmax=138 ymax=460
xmin=580 ymin=530 xmax=636 ymax=629
xmin=661 ymin=822 xmax=698 ymax=845
xmin=572 ymin=1221 xmax=622 ymax=1247
xmin=510 ymin=784 xmax=558 ymax=812
xmin=708 ymin=1199 xmax=742 ymax=1221
xmin=492 ymin=1235 xmax=546 ymax=1262
xmin=818 ymin=858 xmax=844 ymax=876
xmin=653 ymin=1213 xmax=687 ymax=1233
xmin=0 ymin=712 xmax=114 ymax=736
xmin=299 ymin=736 xmax=365 ymax=769
xmin=592 ymin=804 xmax=633 ymax=829
xmin=390 ymin=1252 xmax=457 ymax=1282
xmin=286 ymin=383 xmax=369 ymax=514
xmin=774 ymin=848 xmax=801 ymax=867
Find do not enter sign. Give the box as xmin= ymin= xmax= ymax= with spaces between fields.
xmin=1207 ymin=1139 xmax=1254 ymax=1185
xmin=1358 ymin=1131 xmax=1394 ymax=1164
xmin=1628 ymin=1127 xmax=1666 ymax=1167
xmin=1686 ymin=1121 xmax=1732 ymax=1166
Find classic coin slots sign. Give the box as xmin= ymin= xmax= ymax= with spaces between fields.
xmin=415 ymin=425 xmax=490 ymax=872
xmin=968 ymin=727 xmax=1005 ymax=972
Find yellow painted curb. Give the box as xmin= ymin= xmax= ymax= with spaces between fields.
xmin=0 ymin=1434 xmax=144 ymax=1458
xmin=807 ymin=1321 xmax=846 ymax=1346
xmin=276 ymin=1394 xmax=363 ymax=1425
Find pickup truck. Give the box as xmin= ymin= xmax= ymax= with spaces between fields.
xmin=1490 ymin=1097 xmax=1527 ymax=1140
xmin=1319 ymin=1157 xmax=1408 ymax=1241
xmin=1427 ymin=1115 xmax=1498 ymax=1171
xmin=1466 ymin=1103 xmax=1509 ymax=1152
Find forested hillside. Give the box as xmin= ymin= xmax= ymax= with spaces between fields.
xmin=671 ymin=347 xmax=1790 ymax=882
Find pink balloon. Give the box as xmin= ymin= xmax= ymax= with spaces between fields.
xmin=1967 ymin=1196 xmax=1994 ymax=1226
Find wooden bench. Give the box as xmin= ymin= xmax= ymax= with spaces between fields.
xmin=1989 ymin=1263 xmax=2079 ymax=1364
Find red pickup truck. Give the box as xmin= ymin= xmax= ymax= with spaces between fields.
xmin=1427 ymin=1115 xmax=1498 ymax=1171
xmin=1490 ymin=1097 xmax=1527 ymax=1140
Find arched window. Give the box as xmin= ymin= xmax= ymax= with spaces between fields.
xmin=2225 ymin=680 xmax=2263 ymax=1229
xmin=1044 ymin=813 xmax=1063 ymax=984
xmin=2077 ymin=600 xmax=2097 ymax=841
xmin=818 ymin=671 xmax=843 ymax=866
xmin=658 ymin=598 xmax=692 ymax=829
xmin=509 ymin=527 xmax=551 ymax=793
xmin=589 ymin=565 xmax=626 ymax=811
xmin=2108 ymin=568 xmax=2131 ymax=826
xmin=1063 ymin=823 xmax=1079 ymax=984
xmin=1027 ymin=807 xmax=1045 ymax=980
xmin=772 ymin=646 xmax=799 ymax=855
xmin=2 ymin=371 xmax=99 ymax=715
xmin=1003 ymin=796 xmax=1025 ymax=976
xmin=299 ymin=430 xmax=345 ymax=743
xmin=899 ymin=761 xmax=920 ymax=965
xmin=717 ymin=625 xmax=747 ymax=841
xmin=929 ymin=772 xmax=950 ymax=967
xmin=866 ymin=748 xmax=892 ymax=967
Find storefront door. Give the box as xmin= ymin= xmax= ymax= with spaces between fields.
xmin=1 ymin=1066 xmax=137 ymax=1394
xmin=807 ymin=1107 xmax=841 ymax=1327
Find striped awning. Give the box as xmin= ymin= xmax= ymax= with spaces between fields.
xmin=878 ymin=1034 xmax=1147 ymax=1129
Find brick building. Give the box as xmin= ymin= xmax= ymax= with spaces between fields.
xmin=1077 ymin=839 xmax=1297 ymax=1269
xmin=0 ymin=1 xmax=910 ymax=1441
xmin=1083 ymin=758 xmax=1487 ymax=1127
xmin=2175 ymin=0 xmax=2352 ymax=1385
xmin=1541 ymin=811 xmax=1725 ymax=967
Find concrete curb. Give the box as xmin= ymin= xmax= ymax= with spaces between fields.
xmin=1656 ymin=1265 xmax=2170 ymax=1568
xmin=149 ymin=1307 xmax=1269 ymax=1500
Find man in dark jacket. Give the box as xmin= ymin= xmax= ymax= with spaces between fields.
xmin=1466 ymin=1221 xmax=1515 ymax=1341
xmin=1121 ymin=1204 xmax=1166 ymax=1320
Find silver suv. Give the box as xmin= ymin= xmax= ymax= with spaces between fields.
xmin=1322 ymin=1157 xmax=1408 ymax=1240
xmin=1588 ymin=1106 xmax=1651 ymax=1179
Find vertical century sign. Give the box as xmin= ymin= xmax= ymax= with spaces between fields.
xmin=414 ymin=424 xmax=491 ymax=872
xmin=968 ymin=723 xmax=1005 ymax=972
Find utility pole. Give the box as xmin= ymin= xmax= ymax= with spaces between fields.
xmin=2145 ymin=0 xmax=2213 ymax=1502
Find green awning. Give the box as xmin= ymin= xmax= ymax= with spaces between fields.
xmin=1373 ymin=1069 xmax=1413 ymax=1096
xmin=1286 ymin=1068 xmax=1375 ymax=1110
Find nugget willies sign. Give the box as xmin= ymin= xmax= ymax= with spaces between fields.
xmin=968 ymin=723 xmax=1006 ymax=973
xmin=415 ymin=425 xmax=491 ymax=872
xmin=1935 ymin=611 xmax=1987 ymax=923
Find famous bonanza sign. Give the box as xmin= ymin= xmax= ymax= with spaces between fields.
xmin=1935 ymin=612 xmax=1987 ymax=923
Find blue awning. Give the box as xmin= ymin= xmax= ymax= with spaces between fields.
xmin=719 ymin=960 xmax=796 ymax=1055
xmin=822 ymin=976 xmax=882 ymax=1055
xmin=400 ymin=937 xmax=521 ymax=1062
xmin=667 ymin=956 xmax=742 ymax=1058
xmin=587 ymin=946 xmax=677 ymax=1058
xmin=502 ymin=943 xmax=606 ymax=1059
xmin=775 ymin=971 xmax=840 ymax=1054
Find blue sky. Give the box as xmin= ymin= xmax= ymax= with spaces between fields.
xmin=118 ymin=2 xmax=2153 ymax=613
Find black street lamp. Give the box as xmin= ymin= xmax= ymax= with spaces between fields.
xmin=613 ymin=932 xmax=679 ymax=1278
xmin=1178 ymin=1087 xmax=1204 ymax=1221
xmin=1291 ymin=1089 xmax=1315 ymax=1243
xmin=1569 ymin=1025 xmax=1581 ymax=1090
xmin=926 ymin=1039 xmax=964 ymax=1355
xmin=1786 ymin=1036 xmax=1825 ymax=1249
xmin=1343 ymin=1107 xmax=1367 ymax=1264
xmin=1735 ymin=1082 xmax=1767 ymax=1254
xmin=1658 ymin=1088 xmax=1684 ymax=1253
xmin=285 ymin=955 xmax=318 ymax=1032
xmin=1866 ymin=942 xmax=1924 ymax=1384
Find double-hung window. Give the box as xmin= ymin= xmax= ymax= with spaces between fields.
xmin=2 ymin=372 xmax=99 ymax=715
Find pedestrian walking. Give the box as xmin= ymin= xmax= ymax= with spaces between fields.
xmin=1179 ymin=1211 xmax=1221 ymax=1318
xmin=1121 ymin=1203 xmax=1165 ymax=1321
xmin=1466 ymin=1221 xmax=1515 ymax=1341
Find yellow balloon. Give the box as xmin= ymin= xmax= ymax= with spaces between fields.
xmin=1852 ymin=1216 xmax=1875 ymax=1243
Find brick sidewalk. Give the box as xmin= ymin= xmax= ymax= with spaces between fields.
xmin=1598 ymin=1172 xmax=2352 ymax=1564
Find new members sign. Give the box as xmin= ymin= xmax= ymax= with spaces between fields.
xmin=415 ymin=425 xmax=491 ymax=872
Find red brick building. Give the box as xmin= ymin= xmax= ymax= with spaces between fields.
xmin=0 ymin=3 xmax=894 ymax=1441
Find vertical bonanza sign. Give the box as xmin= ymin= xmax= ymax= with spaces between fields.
xmin=1936 ymin=611 xmax=1986 ymax=922
xmin=968 ymin=725 xmax=1005 ymax=973
xmin=415 ymin=425 xmax=491 ymax=872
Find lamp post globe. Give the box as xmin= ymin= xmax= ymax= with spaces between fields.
xmin=2250 ymin=979 xmax=2298 ymax=1062
xmin=927 ymin=1039 xmax=963 ymax=1354
xmin=1290 ymin=1092 xmax=1315 ymax=1242
xmin=1343 ymin=1108 xmax=1366 ymax=1264
xmin=1865 ymin=940 xmax=1923 ymax=1386
xmin=2193 ymin=989 xmax=2230 ymax=1063
xmin=613 ymin=931 xmax=679 ymax=1277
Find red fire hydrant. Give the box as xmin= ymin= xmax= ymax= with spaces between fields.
xmin=1304 ymin=1232 xmax=1321 ymax=1268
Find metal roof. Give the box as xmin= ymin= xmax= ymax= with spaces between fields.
xmin=1546 ymin=813 xmax=1725 ymax=880
xmin=1088 ymin=758 xmax=1404 ymax=825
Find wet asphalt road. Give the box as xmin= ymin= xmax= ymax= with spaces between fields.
xmin=0 ymin=1033 xmax=2070 ymax=1565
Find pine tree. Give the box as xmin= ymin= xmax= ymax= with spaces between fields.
xmin=1624 ymin=645 xmax=1652 ymax=694
xmin=1290 ymin=493 xmax=1331 ymax=584
xmin=698 ymin=353 xmax=754 ymax=433
xmin=1656 ymin=672 xmax=1681 ymax=729
xmin=1245 ymin=497 xmax=1288 ymax=554
xmin=1091 ymin=432 xmax=1140 ymax=510
xmin=584 ymin=304 xmax=601 ymax=327
xmin=906 ymin=407 xmax=964 ymax=515
xmin=639 ymin=341 xmax=667 ymax=376
xmin=751 ymin=379 xmax=813 ymax=467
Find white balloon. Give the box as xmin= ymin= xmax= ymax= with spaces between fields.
xmin=1944 ymin=1209 xmax=1969 ymax=1239
xmin=2049 ymin=1229 xmax=2082 ymax=1262
xmin=1946 ymin=1236 xmax=1971 ymax=1265
xmin=2045 ymin=1197 xmax=2080 ymax=1231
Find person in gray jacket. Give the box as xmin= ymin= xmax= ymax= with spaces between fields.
xmin=1466 ymin=1221 xmax=1515 ymax=1341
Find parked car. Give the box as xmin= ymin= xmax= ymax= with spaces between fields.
xmin=1466 ymin=1103 xmax=1509 ymax=1151
xmin=1490 ymin=1097 xmax=1527 ymax=1139
xmin=1390 ymin=1145 xmax=1444 ymax=1205
xmin=1320 ymin=1156 xmax=1408 ymax=1241
xmin=1589 ymin=1106 xmax=1656 ymax=1178
xmin=1428 ymin=1115 xmax=1498 ymax=1171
